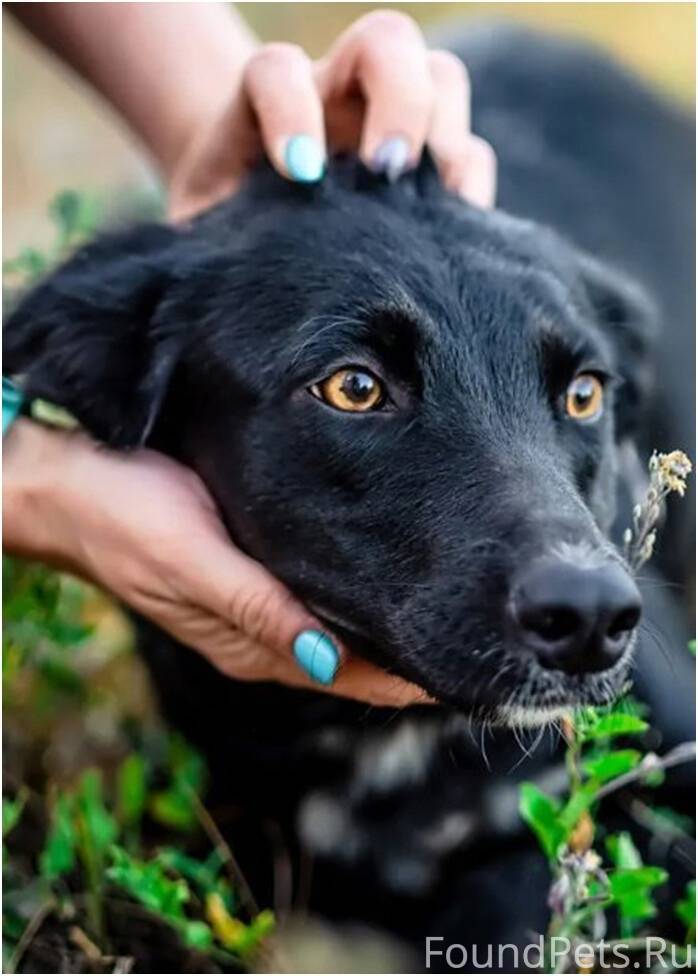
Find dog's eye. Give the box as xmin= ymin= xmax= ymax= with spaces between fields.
xmin=311 ymin=368 xmax=385 ymax=412
xmin=565 ymin=373 xmax=604 ymax=422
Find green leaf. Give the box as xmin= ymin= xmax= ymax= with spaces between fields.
xmin=238 ymin=909 xmax=275 ymax=955
xmin=78 ymin=769 xmax=118 ymax=853
xmin=617 ymin=890 xmax=657 ymax=925
xmin=648 ymin=805 xmax=694 ymax=836
xmin=2 ymin=247 xmax=48 ymax=282
xmin=107 ymin=846 xmax=219 ymax=953
xmin=182 ymin=920 xmax=213 ymax=949
xmin=2 ymin=792 xmax=27 ymax=838
xmin=37 ymin=657 xmax=86 ymax=697
xmin=609 ymin=865 xmax=668 ymax=935
xmin=688 ymin=639 xmax=696 ymax=657
xmin=559 ymin=784 xmax=597 ymax=835
xmin=519 ymin=783 xmax=564 ymax=860
xmin=578 ymin=712 xmax=648 ymax=742
xmin=107 ymin=846 xmax=190 ymax=920
xmin=642 ymin=767 xmax=666 ymax=788
xmin=149 ymin=738 xmax=206 ymax=830
xmin=607 ymin=831 xmax=643 ymax=869
xmin=40 ymin=793 xmax=77 ymax=881
xmin=117 ymin=754 xmax=147 ymax=828
xmin=149 ymin=789 xmax=197 ymax=831
xmin=156 ymin=847 xmax=221 ymax=891
xmin=675 ymin=880 xmax=696 ymax=941
xmin=49 ymin=190 xmax=101 ymax=246
xmin=610 ymin=866 xmax=668 ymax=895
xmin=583 ymin=749 xmax=641 ymax=783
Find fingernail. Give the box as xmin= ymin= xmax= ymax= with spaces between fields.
xmin=293 ymin=629 xmax=339 ymax=685
xmin=371 ymin=135 xmax=411 ymax=182
xmin=284 ymin=134 xmax=325 ymax=183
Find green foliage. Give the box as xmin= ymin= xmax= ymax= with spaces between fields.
xmin=609 ymin=865 xmax=668 ymax=934
xmin=519 ymin=698 xmax=696 ymax=968
xmin=582 ymin=748 xmax=641 ymax=783
xmin=575 ymin=708 xmax=648 ymax=742
xmin=49 ymin=190 xmax=103 ymax=249
xmin=28 ymin=760 xmax=275 ymax=962
xmin=676 ymin=881 xmax=696 ymax=944
xmin=40 ymin=793 xmax=77 ymax=882
xmin=107 ymin=846 xmax=213 ymax=950
xmin=606 ymin=830 xmax=642 ymax=869
xmin=519 ymin=784 xmax=565 ymax=861
xmin=2 ymin=791 xmax=27 ymax=839
xmin=116 ymin=753 xmax=148 ymax=829
xmin=3 ymin=188 xmax=104 ymax=306
xmin=149 ymin=736 xmax=206 ymax=831
xmin=3 ymin=558 xmax=92 ymax=717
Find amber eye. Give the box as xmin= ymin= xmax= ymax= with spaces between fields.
xmin=565 ymin=373 xmax=604 ymax=422
xmin=311 ymin=367 xmax=385 ymax=412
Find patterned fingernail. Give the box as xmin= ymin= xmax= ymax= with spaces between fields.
xmin=371 ymin=135 xmax=411 ymax=182
xmin=284 ymin=135 xmax=325 ymax=183
xmin=293 ymin=630 xmax=339 ymax=685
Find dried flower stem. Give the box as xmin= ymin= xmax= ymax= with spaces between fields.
xmin=623 ymin=450 xmax=692 ymax=570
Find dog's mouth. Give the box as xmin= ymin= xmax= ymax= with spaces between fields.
xmin=490 ymin=650 xmax=636 ymax=728
xmin=309 ymin=602 xmax=635 ymax=726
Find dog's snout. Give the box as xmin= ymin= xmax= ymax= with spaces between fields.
xmin=509 ymin=561 xmax=641 ymax=674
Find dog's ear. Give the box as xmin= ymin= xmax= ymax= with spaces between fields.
xmin=577 ymin=253 xmax=658 ymax=439
xmin=4 ymin=224 xmax=182 ymax=448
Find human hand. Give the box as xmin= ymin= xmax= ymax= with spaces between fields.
xmin=169 ymin=9 xmax=496 ymax=220
xmin=3 ymin=421 xmax=430 ymax=707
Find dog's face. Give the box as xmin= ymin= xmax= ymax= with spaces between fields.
xmin=6 ymin=161 xmax=655 ymax=724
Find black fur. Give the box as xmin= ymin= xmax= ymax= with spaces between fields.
xmin=5 ymin=25 xmax=694 ymax=968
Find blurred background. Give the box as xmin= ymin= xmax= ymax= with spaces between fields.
xmin=3 ymin=2 xmax=695 ymax=255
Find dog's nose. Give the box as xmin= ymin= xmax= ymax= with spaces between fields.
xmin=509 ymin=561 xmax=641 ymax=674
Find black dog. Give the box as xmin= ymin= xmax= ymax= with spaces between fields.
xmin=5 ymin=24 xmax=695 ymax=967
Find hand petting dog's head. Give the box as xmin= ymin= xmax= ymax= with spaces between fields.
xmin=5 ymin=158 xmax=657 ymax=723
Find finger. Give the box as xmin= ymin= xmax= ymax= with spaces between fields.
xmin=178 ymin=529 xmax=345 ymax=684
xmin=459 ymin=134 xmax=497 ymax=208
xmin=242 ymin=43 xmax=326 ymax=182
xmin=427 ymin=49 xmax=471 ymax=193
xmin=426 ymin=51 xmax=497 ymax=207
xmin=242 ymin=637 xmax=435 ymax=709
xmin=326 ymin=10 xmax=433 ymax=178
xmin=331 ymin=656 xmax=436 ymax=708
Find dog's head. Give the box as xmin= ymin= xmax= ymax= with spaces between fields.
xmin=5 ymin=159 xmax=657 ymax=724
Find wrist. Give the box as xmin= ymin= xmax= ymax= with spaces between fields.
xmin=155 ymin=20 xmax=259 ymax=180
xmin=3 ymin=420 xmax=95 ymax=573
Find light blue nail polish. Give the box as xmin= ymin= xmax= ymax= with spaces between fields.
xmin=371 ymin=135 xmax=411 ymax=182
xmin=293 ymin=629 xmax=339 ymax=685
xmin=285 ymin=135 xmax=325 ymax=183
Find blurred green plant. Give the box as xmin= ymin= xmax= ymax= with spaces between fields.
xmin=3 ymin=190 xmax=102 ymax=292
xmin=29 ymin=760 xmax=275 ymax=963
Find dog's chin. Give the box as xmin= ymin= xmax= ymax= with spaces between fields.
xmin=401 ymin=650 xmax=634 ymax=730
xmin=488 ymin=655 xmax=635 ymax=729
